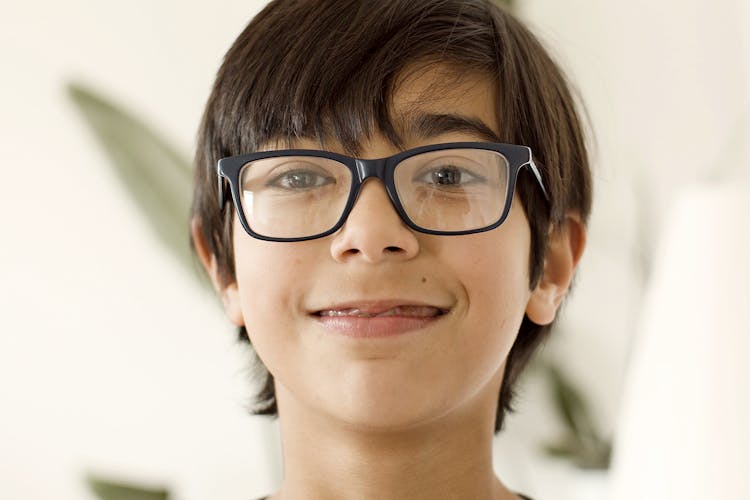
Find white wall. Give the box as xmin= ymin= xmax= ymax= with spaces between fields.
xmin=2 ymin=1 xmax=748 ymax=499
xmin=1 ymin=2 xmax=279 ymax=499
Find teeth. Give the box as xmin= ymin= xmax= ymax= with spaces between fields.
xmin=318 ymin=306 xmax=442 ymax=318
xmin=319 ymin=308 xmax=367 ymax=317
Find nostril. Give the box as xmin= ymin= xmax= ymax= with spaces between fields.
xmin=385 ymin=246 xmax=403 ymax=253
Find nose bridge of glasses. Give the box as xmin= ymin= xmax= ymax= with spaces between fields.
xmin=350 ymin=157 xmax=400 ymax=216
xmin=355 ymin=158 xmax=388 ymax=183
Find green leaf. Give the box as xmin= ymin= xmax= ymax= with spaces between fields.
xmin=546 ymin=362 xmax=588 ymax=437
xmin=542 ymin=361 xmax=612 ymax=469
xmin=492 ymin=0 xmax=515 ymax=8
xmin=87 ymin=476 xmax=170 ymax=500
xmin=66 ymin=82 xmax=202 ymax=283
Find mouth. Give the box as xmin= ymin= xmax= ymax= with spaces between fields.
xmin=311 ymin=303 xmax=449 ymax=318
xmin=309 ymin=301 xmax=450 ymax=338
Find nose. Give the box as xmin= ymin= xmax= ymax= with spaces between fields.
xmin=329 ymin=178 xmax=420 ymax=263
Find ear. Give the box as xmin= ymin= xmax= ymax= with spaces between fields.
xmin=525 ymin=212 xmax=587 ymax=325
xmin=190 ymin=217 xmax=244 ymax=327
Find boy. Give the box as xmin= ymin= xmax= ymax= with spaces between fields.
xmin=190 ymin=0 xmax=591 ymax=499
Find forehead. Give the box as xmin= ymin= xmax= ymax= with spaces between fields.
xmin=389 ymin=66 xmax=501 ymax=144
xmin=279 ymin=66 xmax=502 ymax=153
xmin=392 ymin=67 xmax=497 ymax=126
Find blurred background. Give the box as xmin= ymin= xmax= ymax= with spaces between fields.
xmin=1 ymin=0 xmax=748 ymax=499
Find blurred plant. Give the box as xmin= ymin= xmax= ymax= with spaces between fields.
xmin=541 ymin=361 xmax=612 ymax=469
xmin=87 ymin=475 xmax=169 ymax=500
xmin=67 ymin=82 xmax=205 ymax=285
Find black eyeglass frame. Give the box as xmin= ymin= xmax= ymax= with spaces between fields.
xmin=217 ymin=141 xmax=549 ymax=242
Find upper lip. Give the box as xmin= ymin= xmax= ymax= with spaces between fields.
xmin=310 ymin=299 xmax=451 ymax=315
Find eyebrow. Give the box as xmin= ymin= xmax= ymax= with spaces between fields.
xmin=404 ymin=112 xmax=502 ymax=143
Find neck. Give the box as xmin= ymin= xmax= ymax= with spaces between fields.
xmin=269 ymin=383 xmax=519 ymax=500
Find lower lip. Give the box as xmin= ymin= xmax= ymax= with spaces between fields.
xmin=312 ymin=314 xmax=444 ymax=338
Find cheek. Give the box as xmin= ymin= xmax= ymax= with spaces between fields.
xmin=450 ymin=206 xmax=531 ymax=317
xmin=440 ymin=217 xmax=532 ymax=378
xmin=231 ymin=233 xmax=313 ymax=366
xmin=236 ymin=246 xmax=296 ymax=308
xmin=464 ymin=240 xmax=529 ymax=316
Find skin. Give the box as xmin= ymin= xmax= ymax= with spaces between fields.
xmin=193 ymin=68 xmax=586 ymax=500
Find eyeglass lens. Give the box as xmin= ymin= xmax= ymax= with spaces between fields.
xmin=238 ymin=149 xmax=510 ymax=239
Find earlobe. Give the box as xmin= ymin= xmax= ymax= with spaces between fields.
xmin=190 ymin=217 xmax=245 ymax=327
xmin=525 ymin=213 xmax=587 ymax=325
xmin=220 ymin=282 xmax=245 ymax=327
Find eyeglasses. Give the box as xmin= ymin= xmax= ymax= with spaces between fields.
xmin=217 ymin=142 xmax=549 ymax=242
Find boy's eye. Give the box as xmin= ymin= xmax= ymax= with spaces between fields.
xmin=266 ymin=169 xmax=335 ymax=190
xmin=412 ymin=164 xmax=486 ymax=187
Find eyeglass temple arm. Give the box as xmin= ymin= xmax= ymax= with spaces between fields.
xmin=527 ymin=156 xmax=550 ymax=202
xmin=217 ymin=165 xmax=230 ymax=209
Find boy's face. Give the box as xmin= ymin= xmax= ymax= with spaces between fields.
xmin=221 ymin=68 xmax=547 ymax=429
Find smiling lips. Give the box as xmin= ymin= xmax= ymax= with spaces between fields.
xmin=312 ymin=302 xmax=449 ymax=338
xmin=317 ymin=305 xmax=445 ymax=318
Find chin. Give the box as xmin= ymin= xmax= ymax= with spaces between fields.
xmin=337 ymin=409 xmax=440 ymax=433
xmin=325 ymin=391 xmax=454 ymax=433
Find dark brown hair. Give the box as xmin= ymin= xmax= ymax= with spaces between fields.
xmin=190 ymin=0 xmax=592 ymax=433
